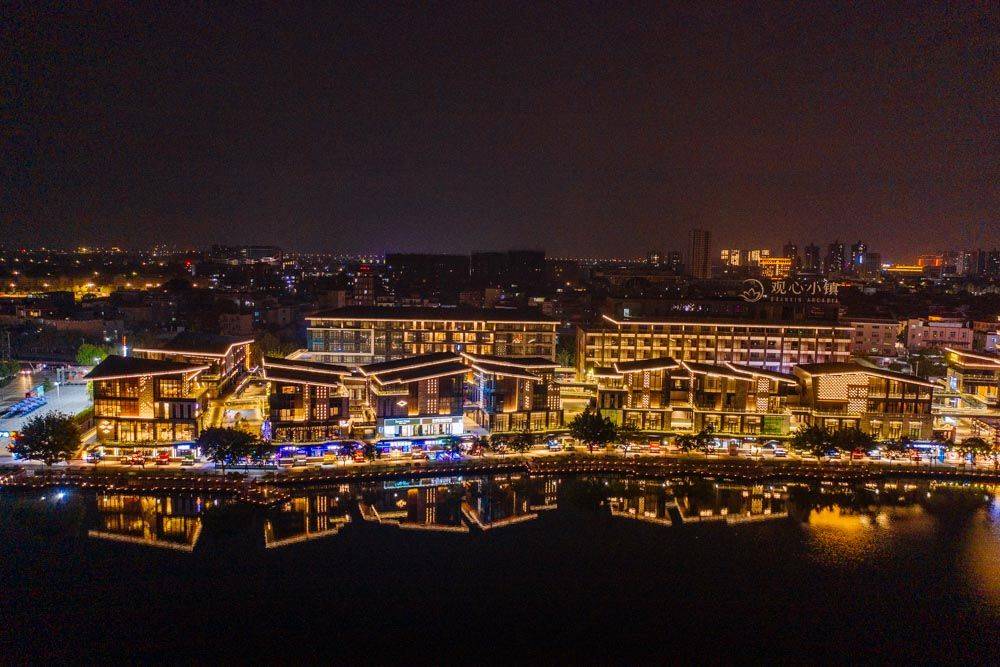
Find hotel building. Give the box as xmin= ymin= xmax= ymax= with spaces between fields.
xmin=944 ymin=348 xmax=1000 ymax=405
xmin=86 ymin=355 xmax=208 ymax=445
xmin=462 ymin=352 xmax=563 ymax=434
xmin=793 ymin=362 xmax=935 ymax=440
xmin=303 ymin=306 xmax=558 ymax=365
xmin=262 ymin=356 xmax=352 ymax=442
xmin=132 ymin=331 xmax=253 ymax=399
xmin=577 ymin=316 xmax=852 ymax=377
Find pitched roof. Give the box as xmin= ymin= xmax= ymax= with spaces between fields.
xmin=306 ymin=305 xmax=557 ymax=323
xmin=592 ymin=366 xmax=623 ymax=379
xmin=262 ymin=366 xmax=344 ymax=388
xmin=680 ymin=361 xmax=755 ymax=381
xmin=795 ymin=362 xmax=934 ymax=387
xmin=263 ymin=356 xmax=350 ymax=375
xmin=135 ymin=331 xmax=253 ymax=356
xmin=370 ymin=361 xmax=470 ymax=385
xmin=464 ymin=360 xmax=540 ymax=381
xmin=613 ymin=357 xmax=680 ymax=373
xmin=84 ymin=355 xmax=209 ymax=381
xmin=460 ymin=352 xmax=557 ymax=368
xmin=724 ymin=363 xmax=798 ymax=384
xmin=358 ymin=352 xmax=460 ymax=376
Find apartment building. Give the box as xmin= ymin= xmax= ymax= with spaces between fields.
xmin=904 ymin=317 xmax=972 ymax=351
xmin=848 ymin=318 xmax=899 ymax=357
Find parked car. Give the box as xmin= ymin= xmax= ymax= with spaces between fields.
xmin=155 ymin=452 xmax=171 ymax=465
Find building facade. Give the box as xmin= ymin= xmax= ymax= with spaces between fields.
xmin=577 ymin=316 xmax=852 ymax=377
xmin=848 ymin=318 xmax=899 ymax=357
xmin=904 ymin=318 xmax=973 ymax=351
xmin=945 ymin=348 xmax=1000 ymax=405
xmin=793 ymin=362 xmax=935 ymax=440
xmin=358 ymin=353 xmax=469 ymax=440
xmin=463 ymin=352 xmax=563 ymax=434
xmin=304 ymin=306 xmax=558 ymax=365
xmin=262 ymin=356 xmax=352 ymax=443
xmin=132 ymin=332 xmax=253 ymax=399
xmin=86 ymin=355 xmax=208 ymax=446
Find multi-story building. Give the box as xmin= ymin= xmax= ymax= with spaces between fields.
xmin=86 ymin=355 xmax=207 ymax=447
xmin=304 ymin=306 xmax=558 ymax=365
xmin=358 ymin=353 xmax=469 ymax=440
xmin=904 ymin=317 xmax=972 ymax=351
xmin=848 ymin=318 xmax=899 ymax=357
xmin=132 ymin=332 xmax=253 ymax=399
xmin=462 ymin=352 xmax=562 ymax=434
xmin=793 ymin=362 xmax=935 ymax=440
xmin=262 ymin=356 xmax=352 ymax=443
xmin=758 ymin=256 xmax=793 ymax=279
xmin=972 ymin=318 xmax=1000 ymax=353
xmin=577 ymin=315 xmax=852 ymax=377
xmin=593 ymin=357 xmax=796 ymax=437
xmin=689 ymin=229 xmax=712 ymax=279
xmin=944 ymin=348 xmax=1000 ymax=405
xmin=803 ymin=243 xmax=821 ymax=273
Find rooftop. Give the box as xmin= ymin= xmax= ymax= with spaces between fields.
xmin=370 ymin=360 xmax=470 ymax=385
xmin=460 ymin=352 xmax=557 ymax=368
xmin=358 ymin=352 xmax=460 ymax=376
xmin=613 ymin=357 xmax=680 ymax=373
xmin=795 ymin=362 xmax=934 ymax=386
xmin=136 ymin=331 xmax=254 ymax=356
xmin=262 ymin=366 xmax=344 ymax=388
xmin=84 ymin=355 xmax=209 ymax=381
xmin=307 ymin=305 xmax=557 ymax=323
xmin=263 ymin=356 xmax=350 ymax=375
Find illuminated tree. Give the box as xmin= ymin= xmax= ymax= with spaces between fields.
xmin=568 ymin=407 xmax=616 ymax=453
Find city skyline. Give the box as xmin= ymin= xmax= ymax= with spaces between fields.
xmin=5 ymin=4 xmax=996 ymax=257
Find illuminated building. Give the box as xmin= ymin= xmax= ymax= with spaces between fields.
xmin=88 ymin=494 xmax=203 ymax=551
xmin=720 ymin=248 xmax=741 ymax=267
xmin=848 ymin=318 xmax=899 ymax=357
xmin=793 ymin=362 xmax=935 ymax=439
xmin=577 ymin=315 xmax=852 ymax=376
xmin=746 ymin=248 xmax=771 ymax=265
xmin=262 ymin=356 xmax=352 ymax=442
xmin=824 ymin=241 xmax=845 ymax=274
xmin=904 ymin=317 xmax=972 ymax=351
xmin=944 ymin=348 xmax=1000 ymax=405
xmin=803 ymin=243 xmax=821 ymax=272
xmin=758 ymin=256 xmax=793 ymax=279
xmin=689 ymin=229 xmax=712 ymax=279
xmin=303 ymin=306 xmax=558 ymax=365
xmin=132 ymin=332 xmax=253 ymax=399
xmin=463 ymin=352 xmax=563 ymax=434
xmin=86 ymin=355 xmax=207 ymax=446
xmin=593 ymin=358 xmax=796 ymax=436
xmin=359 ymin=353 xmax=469 ymax=440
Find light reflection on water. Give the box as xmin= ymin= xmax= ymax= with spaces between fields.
xmin=64 ymin=476 xmax=1000 ymax=557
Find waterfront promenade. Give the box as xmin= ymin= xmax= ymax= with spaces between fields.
xmin=4 ymin=453 xmax=1000 ymax=505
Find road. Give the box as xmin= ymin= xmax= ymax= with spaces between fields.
xmin=0 ymin=368 xmax=91 ymax=457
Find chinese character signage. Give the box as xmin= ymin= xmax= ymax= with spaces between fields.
xmin=740 ymin=278 xmax=838 ymax=302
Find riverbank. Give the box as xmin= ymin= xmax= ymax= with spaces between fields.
xmin=3 ymin=454 xmax=1000 ymax=504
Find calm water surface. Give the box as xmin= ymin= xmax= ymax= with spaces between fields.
xmin=2 ymin=475 xmax=999 ymax=664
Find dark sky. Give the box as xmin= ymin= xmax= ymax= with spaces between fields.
xmin=3 ymin=2 xmax=997 ymax=259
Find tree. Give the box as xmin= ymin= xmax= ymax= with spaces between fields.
xmin=674 ymin=432 xmax=698 ymax=453
xmin=693 ymin=425 xmax=716 ymax=453
xmin=488 ymin=433 xmax=509 ymax=457
xmin=197 ymin=427 xmax=258 ymax=473
xmin=832 ymin=427 xmax=875 ymax=454
xmin=792 ymin=425 xmax=835 ymax=457
xmin=76 ymin=342 xmax=111 ymax=366
xmin=507 ymin=427 xmax=535 ymax=456
xmin=10 ymin=412 xmax=81 ymax=465
xmin=556 ymin=337 xmax=576 ymax=368
xmin=956 ymin=437 xmax=995 ymax=466
xmin=568 ymin=407 xmax=617 ymax=453
xmin=362 ymin=442 xmax=378 ymax=462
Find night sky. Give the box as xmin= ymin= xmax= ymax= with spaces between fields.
xmin=3 ymin=2 xmax=996 ymax=258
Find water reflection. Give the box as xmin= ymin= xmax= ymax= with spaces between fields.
xmin=76 ymin=477 xmax=1000 ymax=557
xmin=265 ymin=489 xmax=351 ymax=548
xmin=88 ymin=494 xmax=205 ymax=551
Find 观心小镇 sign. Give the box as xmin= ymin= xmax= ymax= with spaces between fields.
xmin=740 ymin=278 xmax=838 ymax=302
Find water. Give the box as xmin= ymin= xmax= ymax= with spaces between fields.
xmin=2 ymin=475 xmax=999 ymax=664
